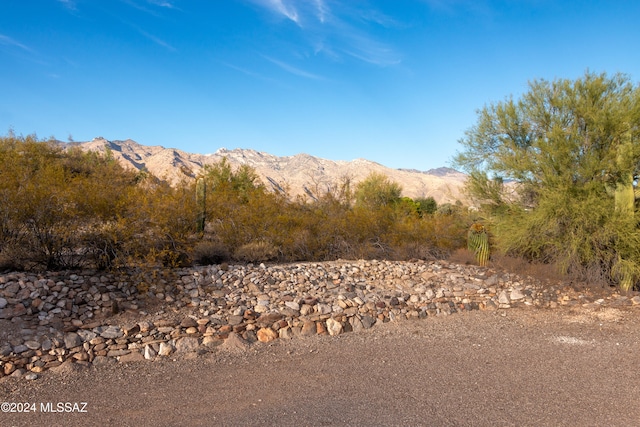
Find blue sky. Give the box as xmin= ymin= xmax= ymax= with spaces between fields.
xmin=1 ymin=1 xmax=639 ymax=171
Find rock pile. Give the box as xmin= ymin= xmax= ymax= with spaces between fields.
xmin=1 ymin=260 xmax=638 ymax=379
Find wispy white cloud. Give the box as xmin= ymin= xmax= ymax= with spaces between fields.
xmin=313 ymin=0 xmax=329 ymax=23
xmin=221 ymin=61 xmax=280 ymax=84
xmin=121 ymin=0 xmax=182 ymax=16
xmin=136 ymin=28 xmax=177 ymax=51
xmin=147 ymin=0 xmax=180 ymax=10
xmin=57 ymin=0 xmax=77 ymax=11
xmin=247 ymin=0 xmax=402 ymax=67
xmin=262 ymin=55 xmax=324 ymax=80
xmin=0 ymin=34 xmax=35 ymax=53
xmin=251 ymin=0 xmax=300 ymax=25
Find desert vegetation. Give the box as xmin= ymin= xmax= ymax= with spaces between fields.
xmin=455 ymin=71 xmax=640 ymax=290
xmin=2 ymin=72 xmax=638 ymax=291
xmin=0 ymin=134 xmax=465 ymax=272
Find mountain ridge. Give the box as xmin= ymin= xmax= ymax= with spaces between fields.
xmin=70 ymin=137 xmax=468 ymax=204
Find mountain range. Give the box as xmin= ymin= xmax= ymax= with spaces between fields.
xmin=71 ymin=137 xmax=468 ymax=204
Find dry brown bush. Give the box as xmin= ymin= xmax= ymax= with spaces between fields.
xmin=192 ymin=240 xmax=230 ymax=265
xmin=488 ymin=253 xmax=564 ymax=282
xmin=234 ymin=241 xmax=278 ymax=263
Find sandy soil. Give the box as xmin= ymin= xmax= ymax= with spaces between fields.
xmin=2 ymin=306 xmax=640 ymax=427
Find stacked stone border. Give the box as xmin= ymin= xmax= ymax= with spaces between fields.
xmin=1 ymin=260 xmax=639 ymax=379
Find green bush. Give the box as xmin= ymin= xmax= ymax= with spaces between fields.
xmin=455 ymin=72 xmax=640 ymax=289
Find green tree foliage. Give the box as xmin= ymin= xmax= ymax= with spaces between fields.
xmin=454 ymin=71 xmax=640 ymax=289
xmin=354 ymin=172 xmax=402 ymax=209
xmin=415 ymin=197 xmax=438 ymax=216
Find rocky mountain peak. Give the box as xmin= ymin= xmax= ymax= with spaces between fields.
xmin=70 ymin=138 xmax=468 ymax=204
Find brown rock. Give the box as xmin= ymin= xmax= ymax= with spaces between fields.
xmin=316 ymin=321 xmax=327 ymax=335
xmin=180 ymin=317 xmax=198 ymax=328
xmin=221 ymin=332 xmax=250 ymax=351
xmin=4 ymin=362 xmax=15 ymax=375
xmin=301 ymin=320 xmax=316 ymax=336
xmin=73 ymin=351 xmax=90 ymax=361
xmin=256 ymin=327 xmax=278 ymax=343
xmin=256 ymin=312 xmax=284 ymax=327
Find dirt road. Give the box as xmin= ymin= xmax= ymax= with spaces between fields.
xmin=2 ymin=306 xmax=640 ymax=426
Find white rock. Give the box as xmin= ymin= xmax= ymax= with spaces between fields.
xmin=285 ymin=301 xmax=300 ymax=311
xmin=316 ymin=303 xmax=332 ymax=315
xmin=253 ymin=304 xmax=268 ymax=313
xmin=326 ymin=318 xmax=343 ymax=336
xmin=510 ymin=289 xmax=525 ymax=301
xmin=144 ymin=345 xmax=157 ymax=360
xmin=158 ymin=342 xmax=174 ymax=356
xmin=0 ymin=297 xmax=7 ymax=309
xmin=498 ymin=290 xmax=510 ymax=305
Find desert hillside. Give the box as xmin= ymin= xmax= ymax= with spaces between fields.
xmin=72 ymin=137 xmax=468 ymax=204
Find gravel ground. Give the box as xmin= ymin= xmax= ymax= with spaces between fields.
xmin=2 ymin=305 xmax=640 ymax=427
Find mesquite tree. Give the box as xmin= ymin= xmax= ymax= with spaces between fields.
xmin=454 ymin=72 xmax=640 ymax=289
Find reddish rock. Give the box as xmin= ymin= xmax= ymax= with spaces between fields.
xmin=256 ymin=327 xmax=278 ymax=343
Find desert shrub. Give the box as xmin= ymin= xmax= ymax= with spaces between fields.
xmin=0 ymin=135 xmax=474 ymax=270
xmin=192 ymin=240 xmax=230 ymax=265
xmin=455 ymin=72 xmax=640 ymax=289
xmin=0 ymin=135 xmax=144 ymax=270
xmin=234 ymin=241 xmax=278 ymax=263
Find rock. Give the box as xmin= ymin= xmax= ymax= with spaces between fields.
xmin=175 ymin=337 xmax=200 ymax=352
xmin=253 ymin=304 xmax=268 ymax=313
xmin=13 ymin=344 xmax=29 ymax=353
xmin=361 ymin=315 xmax=376 ymax=329
xmin=202 ymin=336 xmax=222 ymax=348
xmin=25 ymin=373 xmax=39 ymax=380
xmin=72 ymin=351 xmax=90 ymax=361
xmin=77 ymin=329 xmax=97 ymax=342
xmin=349 ymin=316 xmax=364 ymax=332
xmin=123 ymin=324 xmax=141 ymax=336
xmin=301 ymin=320 xmax=316 ymax=336
xmin=256 ymin=312 xmax=284 ymax=326
xmin=138 ymin=321 xmax=154 ymax=332
xmin=107 ymin=349 xmax=131 ymax=357
xmin=316 ymin=321 xmax=327 ymax=335
xmin=4 ymin=362 xmax=15 ymax=375
xmin=285 ymin=301 xmax=300 ymax=311
xmin=180 ymin=317 xmax=198 ymax=328
xmin=510 ymin=289 xmax=525 ymax=301
xmin=144 ymin=345 xmax=157 ymax=360
xmin=64 ymin=332 xmax=83 ymax=349
xmin=498 ymin=290 xmax=510 ymax=305
xmin=97 ymin=325 xmax=123 ymax=339
xmin=221 ymin=332 xmax=250 ymax=351
xmin=0 ymin=344 xmax=12 ymax=356
xmin=275 ymin=327 xmax=290 ymax=339
xmin=314 ymin=303 xmax=330 ymax=315
xmin=326 ymin=318 xmax=343 ymax=336
xmin=0 ymin=297 xmax=7 ymax=309
xmin=10 ymin=368 xmax=26 ymax=378
xmin=227 ymin=315 xmax=244 ymax=326
xmin=256 ymin=327 xmax=278 ymax=343
xmin=158 ymin=342 xmax=174 ymax=356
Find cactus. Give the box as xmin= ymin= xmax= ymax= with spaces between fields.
xmin=612 ymin=257 xmax=635 ymax=292
xmin=468 ymin=222 xmax=490 ymax=266
xmin=614 ymin=135 xmax=635 ymax=214
xmin=196 ymin=177 xmax=206 ymax=233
